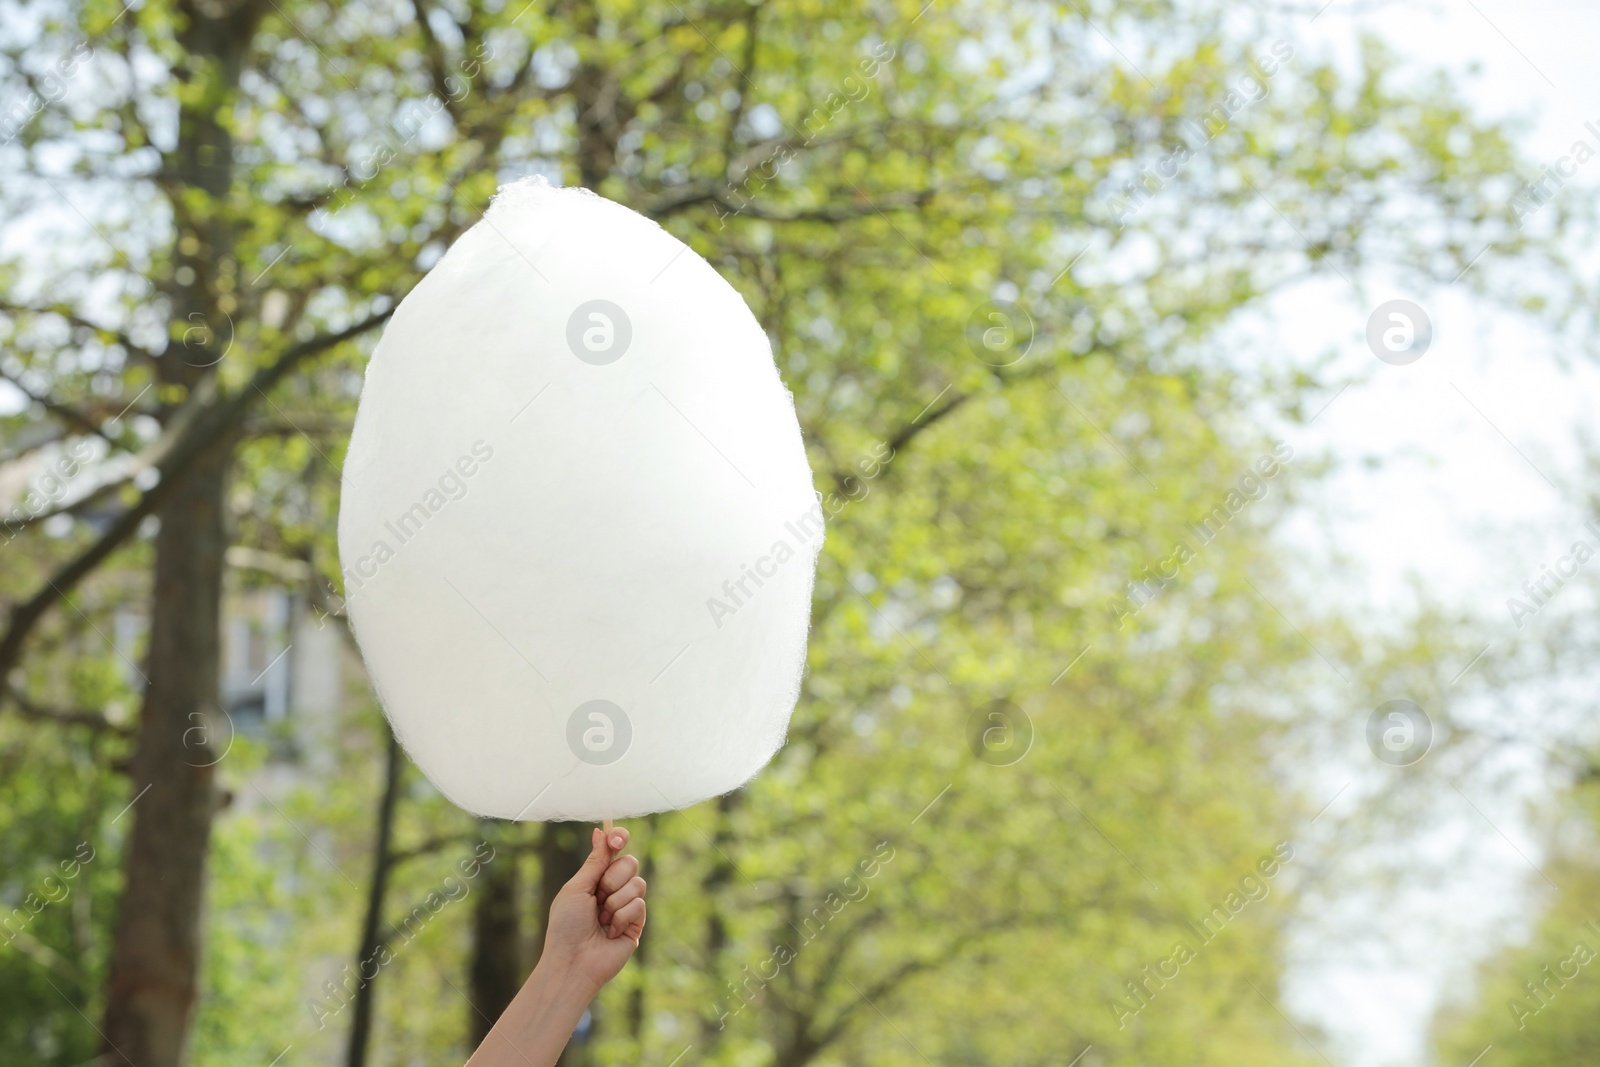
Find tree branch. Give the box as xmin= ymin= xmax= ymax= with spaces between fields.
xmin=0 ymin=474 xmax=132 ymax=537
xmin=804 ymin=921 xmax=1007 ymax=1057
xmin=736 ymin=191 xmax=936 ymax=223
xmin=409 ymin=0 xmax=465 ymax=128
xmin=0 ymin=367 xmax=115 ymax=445
xmin=0 ymin=299 xmax=164 ymax=367
xmin=388 ymin=831 xmax=477 ymax=867
xmin=819 ymin=388 xmax=975 ymax=496
xmin=3 ymin=685 xmax=132 ymax=735
xmin=0 ymin=307 xmax=395 ymax=683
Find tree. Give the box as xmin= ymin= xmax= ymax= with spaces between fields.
xmin=0 ymin=0 xmax=1567 ymax=1064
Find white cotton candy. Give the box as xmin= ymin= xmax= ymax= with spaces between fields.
xmin=337 ymin=178 xmax=821 ymax=821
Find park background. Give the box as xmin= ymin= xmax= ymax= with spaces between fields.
xmin=3 ymin=0 xmax=1600 ymax=1065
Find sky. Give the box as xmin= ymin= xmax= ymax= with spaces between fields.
xmin=1255 ymin=1 xmax=1600 ymax=1064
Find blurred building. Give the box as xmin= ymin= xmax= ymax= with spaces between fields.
xmin=111 ymin=551 xmax=363 ymax=769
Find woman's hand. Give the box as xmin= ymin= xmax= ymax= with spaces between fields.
xmin=466 ymin=825 xmax=647 ymax=1067
xmin=540 ymin=826 xmax=648 ymax=997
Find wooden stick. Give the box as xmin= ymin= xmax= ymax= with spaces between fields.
xmin=602 ymin=818 xmax=613 ymax=834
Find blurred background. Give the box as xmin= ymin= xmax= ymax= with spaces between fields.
xmin=3 ymin=0 xmax=1599 ymax=1064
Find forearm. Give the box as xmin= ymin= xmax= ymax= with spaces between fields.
xmin=464 ymin=958 xmax=596 ymax=1067
xmin=467 ymin=826 xmax=644 ymax=1065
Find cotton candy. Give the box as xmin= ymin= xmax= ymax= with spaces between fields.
xmin=338 ymin=178 xmax=821 ymax=821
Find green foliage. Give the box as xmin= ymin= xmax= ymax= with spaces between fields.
xmin=0 ymin=718 xmax=127 ymax=1065
xmin=1434 ymin=787 xmax=1600 ymax=1067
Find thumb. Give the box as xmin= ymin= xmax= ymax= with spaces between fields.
xmin=568 ymin=827 xmax=612 ymax=893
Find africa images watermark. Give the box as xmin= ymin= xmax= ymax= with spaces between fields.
xmin=1507 ymin=920 xmax=1600 ymax=1031
xmin=711 ymin=41 xmax=896 ymax=230
xmin=1109 ymin=841 xmax=1295 ymax=1029
xmin=0 ymin=841 xmax=97 ymax=949
xmin=0 ymin=40 xmax=93 ymax=146
xmin=710 ymin=840 xmax=896 ymax=1030
xmin=306 ymin=41 xmax=495 ymax=226
xmin=1503 ymin=519 xmax=1600 ymax=629
xmin=1508 ymin=119 xmax=1600 ymax=229
xmin=1 ymin=438 xmax=95 ymax=546
xmin=1106 ymin=441 xmax=1294 ymax=628
xmin=704 ymin=440 xmax=893 ymax=629
xmin=1107 ymin=40 xmax=1296 ymax=228
xmin=340 ymin=440 xmax=495 ymax=597
xmin=307 ymin=841 xmax=497 ymax=1030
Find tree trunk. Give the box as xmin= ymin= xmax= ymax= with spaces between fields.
xmin=468 ymin=830 xmax=523 ymax=1047
xmin=698 ymin=795 xmax=736 ymax=1048
xmin=100 ymin=439 xmax=231 ymax=1065
xmin=99 ymin=3 xmax=262 ymax=1062
xmin=626 ymin=814 xmax=659 ymax=1047
xmin=346 ymin=731 xmax=404 ymax=1067
xmin=535 ymin=823 xmax=593 ymax=1067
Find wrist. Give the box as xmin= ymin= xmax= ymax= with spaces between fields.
xmin=465 ymin=950 xmax=599 ymax=1065
xmin=532 ymin=952 xmax=603 ymax=1008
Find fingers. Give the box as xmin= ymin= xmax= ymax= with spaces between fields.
xmin=569 ymin=824 xmax=642 ymax=911
xmin=608 ymin=896 xmax=646 ymax=944
xmin=598 ymin=853 xmax=639 ymax=897
xmin=599 ymin=875 xmax=646 ymax=926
